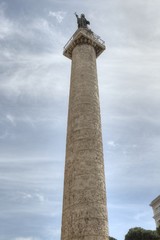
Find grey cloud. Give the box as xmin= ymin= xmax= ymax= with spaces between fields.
xmin=0 ymin=1 xmax=160 ymax=240
xmin=0 ymin=158 xmax=63 ymax=240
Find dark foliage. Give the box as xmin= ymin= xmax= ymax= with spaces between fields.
xmin=125 ymin=227 xmax=160 ymax=240
xmin=157 ymin=226 xmax=160 ymax=236
xmin=109 ymin=237 xmax=117 ymax=240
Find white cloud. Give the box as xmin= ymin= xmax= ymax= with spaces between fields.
xmin=35 ymin=193 xmax=45 ymax=203
xmin=0 ymin=52 xmax=68 ymax=100
xmin=5 ymin=114 xmax=35 ymax=127
xmin=14 ymin=237 xmax=40 ymax=240
xmin=49 ymin=11 xmax=66 ymax=23
xmin=0 ymin=10 xmax=68 ymax=100
xmin=6 ymin=114 xmax=16 ymax=126
xmin=20 ymin=192 xmax=45 ymax=203
xmin=0 ymin=6 xmax=13 ymax=39
xmin=107 ymin=140 xmax=117 ymax=147
xmin=21 ymin=193 xmax=32 ymax=200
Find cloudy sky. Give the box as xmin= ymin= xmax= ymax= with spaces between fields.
xmin=0 ymin=0 xmax=160 ymax=240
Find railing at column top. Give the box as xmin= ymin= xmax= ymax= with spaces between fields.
xmin=63 ymin=29 xmax=105 ymax=51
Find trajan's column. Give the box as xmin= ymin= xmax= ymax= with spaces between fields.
xmin=61 ymin=13 xmax=109 ymax=240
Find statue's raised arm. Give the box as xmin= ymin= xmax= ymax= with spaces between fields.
xmin=75 ymin=12 xmax=78 ymax=18
xmin=74 ymin=13 xmax=90 ymax=29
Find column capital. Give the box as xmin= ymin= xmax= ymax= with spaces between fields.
xmin=63 ymin=28 xmax=106 ymax=60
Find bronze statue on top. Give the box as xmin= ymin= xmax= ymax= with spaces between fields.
xmin=75 ymin=13 xmax=90 ymax=28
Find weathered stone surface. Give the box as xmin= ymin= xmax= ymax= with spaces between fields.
xmin=63 ymin=28 xmax=105 ymax=59
xmin=61 ymin=29 xmax=109 ymax=240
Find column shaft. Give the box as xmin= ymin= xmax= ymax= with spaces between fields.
xmin=61 ymin=43 xmax=108 ymax=240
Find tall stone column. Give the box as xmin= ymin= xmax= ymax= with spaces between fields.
xmin=61 ymin=28 xmax=109 ymax=240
